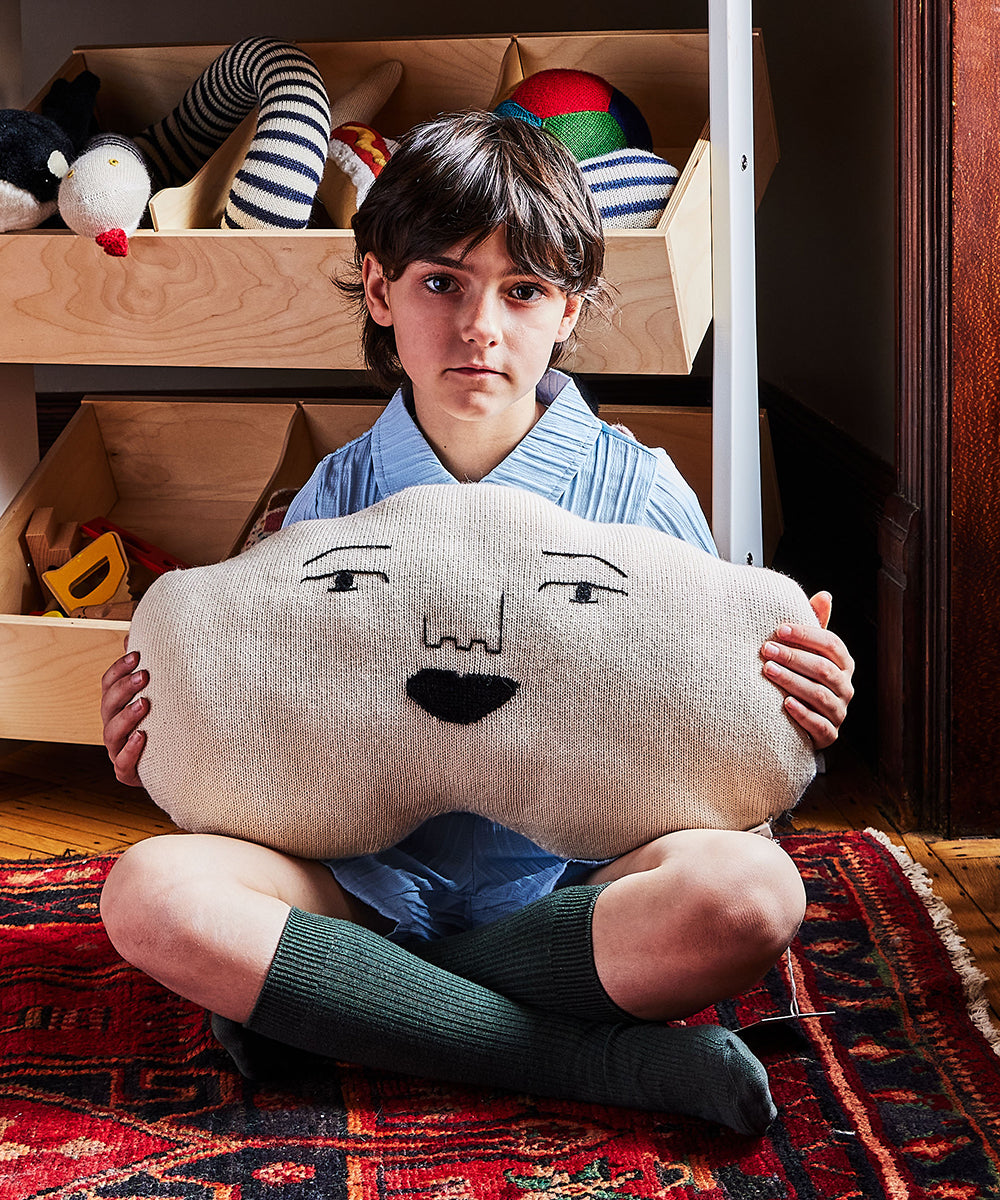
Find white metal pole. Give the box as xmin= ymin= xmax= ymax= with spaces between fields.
xmin=709 ymin=0 xmax=763 ymax=566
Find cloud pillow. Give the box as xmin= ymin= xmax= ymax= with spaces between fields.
xmin=130 ymin=483 xmax=818 ymax=860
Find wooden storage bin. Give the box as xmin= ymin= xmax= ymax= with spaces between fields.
xmin=0 ymin=31 xmax=777 ymax=375
xmin=0 ymin=398 xmax=302 ymax=743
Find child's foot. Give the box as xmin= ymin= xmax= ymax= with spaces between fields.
xmin=210 ymin=1013 xmax=320 ymax=1081
xmin=611 ymin=1022 xmax=777 ymax=1135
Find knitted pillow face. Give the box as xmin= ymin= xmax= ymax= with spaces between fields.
xmin=130 ymin=484 xmax=818 ymax=860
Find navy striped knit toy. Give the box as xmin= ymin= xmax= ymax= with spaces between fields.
xmin=133 ymin=37 xmax=331 ymax=230
xmin=578 ymin=147 xmax=679 ymax=229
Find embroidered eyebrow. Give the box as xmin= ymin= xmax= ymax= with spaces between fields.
xmin=540 ymin=550 xmax=628 ymax=579
xmin=302 ymin=543 xmax=393 ymax=568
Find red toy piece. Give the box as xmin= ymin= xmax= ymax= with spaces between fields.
xmin=81 ymin=517 xmax=189 ymax=575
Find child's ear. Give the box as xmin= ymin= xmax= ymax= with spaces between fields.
xmin=555 ymin=293 xmax=584 ymax=344
xmin=362 ymin=253 xmax=393 ymax=327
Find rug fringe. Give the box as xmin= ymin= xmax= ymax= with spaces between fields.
xmin=864 ymin=827 xmax=1000 ymax=1058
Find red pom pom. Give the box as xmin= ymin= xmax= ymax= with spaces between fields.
xmin=96 ymin=228 xmax=129 ymax=257
xmin=509 ymin=69 xmax=613 ymax=119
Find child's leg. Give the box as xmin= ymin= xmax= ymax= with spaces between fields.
xmin=100 ymin=833 xmax=775 ymax=1135
xmin=412 ymin=882 xmax=630 ymax=1020
xmin=246 ymin=905 xmax=776 ymax=1135
xmin=416 ymin=829 xmax=806 ymax=1022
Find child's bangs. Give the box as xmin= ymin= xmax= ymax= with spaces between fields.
xmin=368 ymin=114 xmax=601 ymax=295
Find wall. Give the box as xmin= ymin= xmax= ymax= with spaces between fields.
xmin=752 ymin=2 xmax=895 ymax=465
xmin=16 ymin=0 xmax=895 ymax=463
xmin=0 ymin=0 xmax=20 ymax=107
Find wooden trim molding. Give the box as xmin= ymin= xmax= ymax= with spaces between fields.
xmin=888 ymin=0 xmax=1000 ymax=834
xmin=948 ymin=0 xmax=1000 ymax=833
xmin=881 ymin=0 xmax=952 ymax=829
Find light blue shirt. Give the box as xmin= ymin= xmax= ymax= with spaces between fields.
xmin=284 ymin=371 xmax=716 ymax=552
xmin=283 ymin=370 xmax=717 ymax=941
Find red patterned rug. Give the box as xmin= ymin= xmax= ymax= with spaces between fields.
xmin=1 ymin=830 xmax=999 ymax=1199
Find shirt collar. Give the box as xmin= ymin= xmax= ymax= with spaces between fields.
xmin=370 ymin=370 xmax=602 ymax=501
xmin=483 ymin=370 xmax=602 ymax=503
xmin=371 ymin=387 xmax=455 ymax=496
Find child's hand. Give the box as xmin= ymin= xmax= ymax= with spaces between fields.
xmin=101 ymin=640 xmax=148 ymax=786
xmin=760 ymin=592 xmax=855 ymax=750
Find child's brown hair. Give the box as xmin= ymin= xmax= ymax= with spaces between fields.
xmin=337 ymin=109 xmax=614 ymax=392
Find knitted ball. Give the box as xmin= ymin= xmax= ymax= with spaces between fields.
xmin=494 ymin=68 xmax=653 ymax=162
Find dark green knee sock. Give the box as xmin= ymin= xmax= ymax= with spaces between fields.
xmin=237 ymin=906 xmax=776 ymax=1136
xmin=409 ymin=883 xmax=631 ymax=1021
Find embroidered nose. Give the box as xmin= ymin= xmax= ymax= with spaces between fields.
xmin=406 ymin=669 xmax=519 ymax=725
xmin=422 ymin=594 xmax=505 ymax=654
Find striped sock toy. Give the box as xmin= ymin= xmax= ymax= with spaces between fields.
xmin=133 ymin=36 xmax=331 ymax=230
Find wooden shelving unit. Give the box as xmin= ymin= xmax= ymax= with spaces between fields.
xmin=0 ymin=16 xmax=778 ymax=742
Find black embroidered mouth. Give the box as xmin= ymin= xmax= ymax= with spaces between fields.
xmin=406 ymin=669 xmax=520 ymax=725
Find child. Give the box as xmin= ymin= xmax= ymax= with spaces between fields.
xmin=99 ymin=111 xmax=855 ymax=1136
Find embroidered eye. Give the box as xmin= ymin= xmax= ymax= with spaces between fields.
xmin=537 ymin=580 xmax=629 ymax=604
xmin=300 ymin=568 xmax=389 ymax=593
xmin=300 ymin=544 xmax=393 ymax=594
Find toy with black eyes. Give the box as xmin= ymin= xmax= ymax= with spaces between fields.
xmin=128 ymin=483 xmax=820 ymax=861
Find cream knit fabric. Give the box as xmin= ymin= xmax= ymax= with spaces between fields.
xmin=130 ymin=484 xmax=818 ymax=859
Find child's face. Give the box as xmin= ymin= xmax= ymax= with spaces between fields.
xmin=362 ymin=228 xmax=581 ymax=434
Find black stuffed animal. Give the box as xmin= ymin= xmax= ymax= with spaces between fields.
xmin=0 ymin=70 xmax=101 ymax=234
xmin=0 ymin=109 xmax=74 ymax=231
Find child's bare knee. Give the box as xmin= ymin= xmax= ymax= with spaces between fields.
xmin=660 ymin=831 xmax=805 ymax=968
xmin=100 ymin=835 xmax=211 ymax=967
xmin=707 ymin=834 xmax=805 ymax=962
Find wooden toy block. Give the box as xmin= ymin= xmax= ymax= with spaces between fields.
xmin=76 ymin=599 xmax=136 ymax=620
xmin=25 ymin=507 xmax=82 ymax=581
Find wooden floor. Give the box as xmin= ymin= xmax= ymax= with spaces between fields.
xmin=1 ymin=736 xmax=998 ymax=1032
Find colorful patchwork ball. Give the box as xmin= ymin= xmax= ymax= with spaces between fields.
xmin=578 ymin=148 xmax=679 ymax=229
xmin=494 ymin=68 xmax=653 ymax=161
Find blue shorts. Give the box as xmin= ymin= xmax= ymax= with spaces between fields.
xmin=325 ymin=811 xmax=609 ymax=944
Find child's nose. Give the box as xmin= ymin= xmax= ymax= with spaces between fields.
xmin=462 ymin=293 xmax=502 ymax=346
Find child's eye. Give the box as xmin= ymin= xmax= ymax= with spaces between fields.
xmin=424 ymin=275 xmax=456 ymax=294
xmin=510 ymin=282 xmax=545 ymax=302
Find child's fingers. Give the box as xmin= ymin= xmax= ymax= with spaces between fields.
xmin=111 ymin=727 xmax=147 ymax=788
xmin=101 ymin=649 xmax=149 ymax=787
xmin=771 ymin=621 xmax=856 ymax=675
xmin=101 ymin=649 xmax=139 ymax=692
xmin=100 ymin=661 xmax=148 ymax=728
xmin=808 ymin=591 xmax=833 ymax=629
xmin=782 ymin=694 xmax=839 ymax=750
xmin=762 ymin=638 xmax=855 ymax=700
xmin=762 ymin=652 xmax=850 ymax=717
xmin=761 ymin=627 xmax=854 ymax=750
xmin=102 ymin=697 xmax=148 ymax=786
